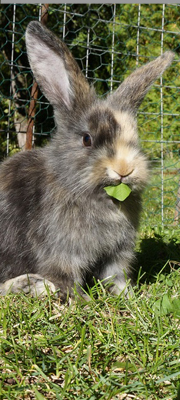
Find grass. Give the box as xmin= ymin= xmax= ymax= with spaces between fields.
xmin=0 ymin=248 xmax=180 ymax=399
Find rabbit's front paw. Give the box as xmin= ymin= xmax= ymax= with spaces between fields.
xmin=0 ymin=274 xmax=56 ymax=296
xmin=109 ymin=278 xmax=133 ymax=297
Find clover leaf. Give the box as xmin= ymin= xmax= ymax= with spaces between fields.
xmin=104 ymin=183 xmax=132 ymax=202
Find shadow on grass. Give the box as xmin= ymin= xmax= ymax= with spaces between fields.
xmin=135 ymin=233 xmax=180 ymax=283
xmin=175 ymin=384 xmax=180 ymax=400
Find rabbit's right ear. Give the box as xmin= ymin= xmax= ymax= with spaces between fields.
xmin=108 ymin=51 xmax=174 ymax=113
xmin=25 ymin=21 xmax=91 ymax=109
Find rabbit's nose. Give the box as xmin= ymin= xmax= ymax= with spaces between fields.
xmin=113 ymin=168 xmax=134 ymax=183
xmin=106 ymin=165 xmax=134 ymax=182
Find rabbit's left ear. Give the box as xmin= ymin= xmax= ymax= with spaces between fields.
xmin=108 ymin=51 xmax=174 ymax=113
xmin=26 ymin=21 xmax=91 ymax=110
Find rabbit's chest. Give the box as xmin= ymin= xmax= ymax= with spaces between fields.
xmin=47 ymin=199 xmax=133 ymax=255
xmin=34 ymin=195 xmax=136 ymax=275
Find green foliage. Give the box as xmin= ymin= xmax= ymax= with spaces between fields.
xmin=140 ymin=157 xmax=180 ymax=227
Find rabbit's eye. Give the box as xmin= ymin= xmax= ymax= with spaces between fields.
xmin=83 ymin=133 xmax=92 ymax=147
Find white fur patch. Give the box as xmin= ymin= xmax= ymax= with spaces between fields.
xmin=106 ymin=167 xmax=120 ymax=180
xmin=0 ymin=274 xmax=56 ymax=296
xmin=114 ymin=111 xmax=138 ymax=142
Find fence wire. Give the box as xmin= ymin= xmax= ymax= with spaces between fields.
xmin=0 ymin=4 xmax=180 ymax=227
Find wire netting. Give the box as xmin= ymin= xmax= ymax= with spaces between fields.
xmin=0 ymin=4 xmax=180 ymax=227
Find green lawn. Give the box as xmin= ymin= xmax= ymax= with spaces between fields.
xmin=0 ymin=254 xmax=180 ymax=399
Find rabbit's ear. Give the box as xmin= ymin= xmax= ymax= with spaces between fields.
xmin=25 ymin=21 xmax=91 ymax=109
xmin=108 ymin=52 xmax=174 ymax=113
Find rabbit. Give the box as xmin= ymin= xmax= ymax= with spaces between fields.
xmin=0 ymin=21 xmax=174 ymax=299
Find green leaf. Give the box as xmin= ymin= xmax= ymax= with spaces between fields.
xmin=104 ymin=183 xmax=132 ymax=201
xmin=172 ymin=298 xmax=180 ymax=317
xmin=153 ymin=294 xmax=180 ymax=318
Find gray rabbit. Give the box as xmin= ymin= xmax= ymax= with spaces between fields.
xmin=0 ymin=21 xmax=174 ymax=299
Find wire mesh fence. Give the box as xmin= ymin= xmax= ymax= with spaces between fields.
xmin=0 ymin=4 xmax=180 ymax=228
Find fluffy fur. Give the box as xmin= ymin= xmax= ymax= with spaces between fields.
xmin=0 ymin=22 xmax=174 ymax=299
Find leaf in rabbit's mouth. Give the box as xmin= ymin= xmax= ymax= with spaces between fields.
xmin=104 ymin=183 xmax=132 ymax=202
